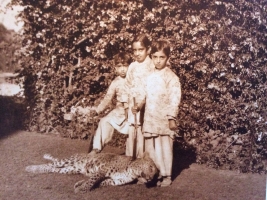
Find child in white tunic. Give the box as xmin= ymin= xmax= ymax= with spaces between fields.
xmin=125 ymin=34 xmax=154 ymax=158
xmin=91 ymin=53 xmax=131 ymax=152
xmin=132 ymin=40 xmax=181 ymax=186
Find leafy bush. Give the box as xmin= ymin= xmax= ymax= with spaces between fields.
xmin=11 ymin=0 xmax=267 ymax=172
xmin=0 ymin=23 xmax=22 ymax=72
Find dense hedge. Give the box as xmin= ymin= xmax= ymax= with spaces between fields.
xmin=11 ymin=0 xmax=267 ymax=173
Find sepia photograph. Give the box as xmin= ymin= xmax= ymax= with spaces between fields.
xmin=0 ymin=0 xmax=266 ymax=199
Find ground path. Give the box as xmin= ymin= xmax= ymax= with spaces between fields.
xmin=0 ymin=130 xmax=265 ymax=200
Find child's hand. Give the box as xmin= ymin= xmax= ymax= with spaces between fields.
xmin=169 ymin=119 xmax=177 ymax=131
xmin=131 ymin=105 xmax=140 ymax=114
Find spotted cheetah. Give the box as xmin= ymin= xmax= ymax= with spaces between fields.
xmin=25 ymin=152 xmax=158 ymax=193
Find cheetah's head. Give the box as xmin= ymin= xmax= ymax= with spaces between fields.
xmin=136 ymin=153 xmax=159 ymax=183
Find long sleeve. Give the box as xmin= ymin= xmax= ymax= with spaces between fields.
xmin=124 ymin=56 xmax=153 ymax=104
xmin=124 ymin=56 xmax=154 ymax=124
xmin=142 ymin=67 xmax=182 ymax=136
xmin=124 ymin=63 xmax=134 ymax=92
xmin=166 ymin=75 xmax=181 ymax=119
xmin=95 ymin=80 xmax=116 ymax=114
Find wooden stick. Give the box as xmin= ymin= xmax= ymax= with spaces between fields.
xmin=132 ymin=97 xmax=137 ymax=161
xmin=87 ymin=116 xmax=95 ymax=153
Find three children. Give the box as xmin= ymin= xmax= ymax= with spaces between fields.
xmin=90 ymin=35 xmax=181 ymax=187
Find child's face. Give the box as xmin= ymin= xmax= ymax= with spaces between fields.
xmin=132 ymin=41 xmax=149 ymax=63
xmin=151 ymin=50 xmax=169 ymax=70
xmin=115 ymin=64 xmax=128 ymax=78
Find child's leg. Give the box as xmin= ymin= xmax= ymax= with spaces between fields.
xmin=144 ymin=137 xmax=156 ymax=163
xmin=161 ymin=135 xmax=173 ymax=177
xmin=136 ymin=127 xmax=144 ymax=158
xmin=155 ymin=135 xmax=173 ymax=187
xmin=92 ymin=116 xmax=114 ymax=151
xmin=153 ymin=136 xmax=165 ymax=175
xmin=144 ymin=135 xmax=173 ymax=186
xmin=152 ymin=135 xmax=173 ymax=176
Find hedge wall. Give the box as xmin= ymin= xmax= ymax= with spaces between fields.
xmin=11 ymin=0 xmax=267 ymax=173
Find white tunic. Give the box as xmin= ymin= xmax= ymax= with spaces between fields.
xmin=125 ymin=56 xmax=154 ymax=124
xmin=142 ymin=67 xmax=181 ymax=136
xmin=96 ymin=76 xmax=128 ymax=133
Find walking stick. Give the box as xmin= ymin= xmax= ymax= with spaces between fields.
xmin=132 ymin=97 xmax=137 ymax=161
xmin=87 ymin=115 xmax=96 ymax=153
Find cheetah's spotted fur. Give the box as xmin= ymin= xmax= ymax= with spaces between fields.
xmin=25 ymin=152 xmax=158 ymax=193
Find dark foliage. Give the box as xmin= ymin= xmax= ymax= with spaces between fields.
xmin=0 ymin=23 xmax=22 ymax=72
xmin=10 ymin=0 xmax=267 ymax=173
xmin=0 ymin=96 xmax=26 ymax=131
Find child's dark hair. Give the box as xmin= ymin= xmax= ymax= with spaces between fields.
xmin=132 ymin=34 xmax=151 ymax=50
xmin=113 ymin=52 xmax=132 ymax=65
xmin=151 ymin=40 xmax=171 ymax=58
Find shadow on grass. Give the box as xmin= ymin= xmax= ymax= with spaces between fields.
xmin=172 ymin=138 xmax=197 ymax=180
xmin=145 ymin=138 xmax=197 ymax=188
xmin=0 ymin=126 xmax=20 ymax=139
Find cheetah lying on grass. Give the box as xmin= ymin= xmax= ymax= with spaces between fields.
xmin=25 ymin=152 xmax=158 ymax=193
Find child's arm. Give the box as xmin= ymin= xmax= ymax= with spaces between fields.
xmin=95 ymin=80 xmax=116 ymax=114
xmin=118 ymin=82 xmax=130 ymax=119
xmin=124 ymin=63 xmax=134 ymax=91
xmin=168 ymin=119 xmax=177 ymax=131
xmin=123 ymin=102 xmax=128 ymax=119
xmin=167 ymin=76 xmax=182 ymax=130
xmin=131 ymin=97 xmax=145 ymax=114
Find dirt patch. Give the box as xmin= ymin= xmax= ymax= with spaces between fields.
xmin=0 ymin=129 xmax=265 ymax=200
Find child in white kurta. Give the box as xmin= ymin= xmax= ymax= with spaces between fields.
xmin=124 ymin=34 xmax=154 ymax=158
xmin=132 ymin=40 xmax=181 ymax=186
xmin=91 ymin=53 xmax=131 ymax=152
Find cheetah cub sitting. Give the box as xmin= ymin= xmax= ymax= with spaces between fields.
xmin=25 ymin=152 xmax=158 ymax=193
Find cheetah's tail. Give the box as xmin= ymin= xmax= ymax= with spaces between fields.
xmin=25 ymin=164 xmax=53 ymax=173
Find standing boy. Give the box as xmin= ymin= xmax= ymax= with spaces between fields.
xmin=90 ymin=52 xmax=131 ymax=153
xmin=132 ymin=40 xmax=182 ymax=186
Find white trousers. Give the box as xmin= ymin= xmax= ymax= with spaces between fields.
xmin=144 ymin=135 xmax=173 ymax=177
xmin=92 ymin=116 xmax=115 ymax=150
xmin=92 ymin=106 xmax=129 ymax=151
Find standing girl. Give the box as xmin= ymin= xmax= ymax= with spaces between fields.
xmin=125 ymin=34 xmax=154 ymax=158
